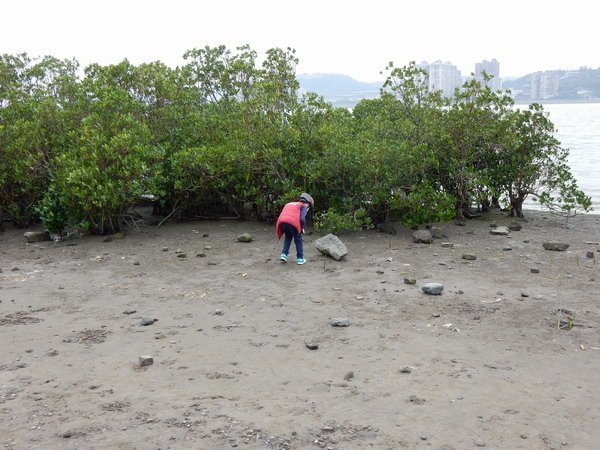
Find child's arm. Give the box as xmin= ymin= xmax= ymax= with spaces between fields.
xmin=300 ymin=205 xmax=308 ymax=233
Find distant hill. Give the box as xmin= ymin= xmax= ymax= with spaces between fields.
xmin=503 ymin=68 xmax=600 ymax=101
xmin=297 ymin=73 xmax=382 ymax=108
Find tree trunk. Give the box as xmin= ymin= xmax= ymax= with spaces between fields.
xmin=509 ymin=193 xmax=526 ymax=218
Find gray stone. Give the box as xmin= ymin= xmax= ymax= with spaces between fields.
xmin=404 ymin=278 xmax=417 ymax=285
xmin=543 ymin=242 xmax=569 ymax=251
xmin=237 ymin=233 xmax=254 ymax=243
xmin=586 ymin=251 xmax=595 ymax=259
xmin=399 ymin=366 xmax=412 ymax=373
xmin=421 ymin=283 xmax=444 ymax=295
xmin=177 ymin=252 xmax=187 ymax=258
xmin=344 ymin=371 xmax=354 ymax=380
xmin=23 ymin=231 xmax=51 ymax=243
xmin=441 ymin=242 xmax=455 ymax=248
xmin=138 ymin=355 xmax=153 ymax=366
xmin=509 ymin=222 xmax=522 ymax=231
xmin=141 ymin=318 xmax=155 ymax=326
xmin=315 ymin=234 xmax=348 ymax=261
xmin=412 ymin=230 xmax=433 ymax=244
xmin=305 ymin=342 xmax=319 ymax=350
xmin=123 ymin=310 xmax=137 ymax=315
xmin=462 ymin=254 xmax=477 ymax=261
xmin=331 ymin=318 xmax=350 ymax=327
xmin=530 ymin=268 xmax=540 ymax=274
xmin=490 ymin=226 xmax=510 ymax=235
xmin=430 ymin=227 xmax=446 ymax=239
xmin=378 ymin=223 xmax=397 ymax=235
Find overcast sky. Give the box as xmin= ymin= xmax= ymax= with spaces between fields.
xmin=2 ymin=0 xmax=597 ymax=82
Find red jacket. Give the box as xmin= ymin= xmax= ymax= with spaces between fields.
xmin=276 ymin=202 xmax=303 ymax=238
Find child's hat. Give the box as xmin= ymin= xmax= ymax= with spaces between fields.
xmin=299 ymin=192 xmax=314 ymax=206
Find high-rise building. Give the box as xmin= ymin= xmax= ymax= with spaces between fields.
xmin=530 ymin=71 xmax=560 ymax=99
xmin=423 ymin=60 xmax=462 ymax=97
xmin=475 ymin=59 xmax=501 ymax=91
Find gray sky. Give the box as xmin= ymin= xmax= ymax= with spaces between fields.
xmin=2 ymin=0 xmax=597 ymax=81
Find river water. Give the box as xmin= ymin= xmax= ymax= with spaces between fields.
xmin=523 ymin=102 xmax=600 ymax=213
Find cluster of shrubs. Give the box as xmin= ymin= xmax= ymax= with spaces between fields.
xmin=0 ymin=49 xmax=591 ymax=236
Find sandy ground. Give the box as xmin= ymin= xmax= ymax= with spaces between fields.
xmin=1 ymin=209 xmax=599 ymax=450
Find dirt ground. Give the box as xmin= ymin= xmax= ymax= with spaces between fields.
xmin=1 ymin=209 xmax=599 ymax=449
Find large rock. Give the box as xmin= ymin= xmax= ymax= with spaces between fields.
xmin=23 ymin=231 xmax=50 ymax=243
xmin=421 ymin=283 xmax=444 ymax=295
xmin=490 ymin=226 xmax=510 ymax=236
xmin=237 ymin=233 xmax=254 ymax=243
xmin=412 ymin=230 xmax=433 ymax=244
xmin=430 ymin=227 xmax=446 ymax=239
xmin=543 ymin=242 xmax=570 ymax=251
xmin=378 ymin=223 xmax=397 ymax=235
xmin=315 ymin=234 xmax=348 ymax=261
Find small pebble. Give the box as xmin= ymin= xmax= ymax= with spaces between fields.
xmin=139 ymin=355 xmax=154 ymax=366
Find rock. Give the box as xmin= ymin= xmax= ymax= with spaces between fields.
xmin=586 ymin=251 xmax=595 ymax=259
xmin=61 ymin=430 xmax=75 ymax=438
xmin=521 ymin=292 xmax=529 ymax=298
xmin=162 ymin=247 xmax=169 ymax=252
xmin=237 ymin=233 xmax=254 ymax=243
xmin=421 ymin=283 xmax=444 ymax=295
xmin=305 ymin=342 xmax=319 ymax=350
xmin=378 ymin=223 xmax=397 ymax=235
xmin=177 ymin=252 xmax=187 ymax=258
xmin=430 ymin=227 xmax=446 ymax=239
xmin=399 ymin=366 xmax=412 ymax=374
xmin=202 ymin=233 xmax=209 ymax=237
xmin=412 ymin=230 xmax=433 ymax=244
xmin=543 ymin=242 xmax=569 ymax=251
xmin=140 ymin=318 xmax=155 ymax=326
xmin=441 ymin=242 xmax=454 ymax=248
xmin=489 ymin=223 xmax=498 ymax=228
xmin=315 ymin=234 xmax=348 ymax=261
xmin=408 ymin=395 xmax=426 ymax=405
xmin=343 ymin=371 xmax=354 ymax=380
xmin=212 ymin=309 xmax=224 ymax=316
xmin=455 ymin=220 xmax=466 ymax=227
xmin=502 ymin=247 xmax=512 ymax=251
xmin=462 ymin=254 xmax=477 ymax=261
xmin=404 ymin=278 xmax=417 ymax=285
xmin=104 ymin=232 xmax=125 ymax=242
xmin=133 ymin=261 xmax=140 ymax=266
xmin=123 ymin=309 xmax=137 ymax=315
xmin=138 ymin=355 xmax=154 ymax=366
xmin=509 ymin=222 xmax=522 ymax=231
xmin=331 ymin=318 xmax=350 ymax=327
xmin=530 ymin=268 xmax=540 ymax=274
xmin=196 ymin=252 xmax=206 ymax=258
xmin=23 ymin=231 xmax=51 ymax=243
xmin=490 ymin=226 xmax=509 ymax=235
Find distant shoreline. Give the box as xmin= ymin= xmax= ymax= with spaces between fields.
xmin=513 ymin=98 xmax=600 ymax=105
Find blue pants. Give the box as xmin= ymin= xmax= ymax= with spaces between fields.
xmin=281 ymin=222 xmax=303 ymax=258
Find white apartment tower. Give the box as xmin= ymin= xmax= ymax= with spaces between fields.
xmin=475 ymin=59 xmax=501 ymax=91
xmin=426 ymin=60 xmax=462 ymax=97
xmin=530 ymin=71 xmax=560 ymax=99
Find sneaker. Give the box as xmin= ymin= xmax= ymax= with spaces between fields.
xmin=296 ymin=258 xmax=306 ymax=265
xmin=280 ymin=253 xmax=288 ymax=262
